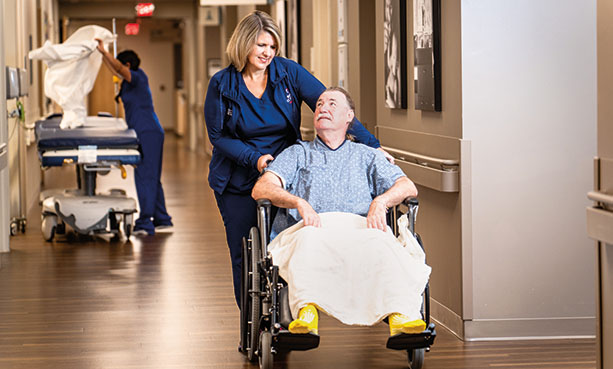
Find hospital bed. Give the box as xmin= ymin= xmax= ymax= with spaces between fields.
xmin=36 ymin=113 xmax=140 ymax=241
xmin=241 ymin=198 xmax=436 ymax=369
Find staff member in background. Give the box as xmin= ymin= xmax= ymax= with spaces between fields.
xmin=204 ymin=10 xmax=389 ymax=307
xmin=96 ymin=40 xmax=173 ymax=236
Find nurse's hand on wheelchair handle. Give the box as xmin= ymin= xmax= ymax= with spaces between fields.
xmin=367 ymin=199 xmax=388 ymax=232
xmin=257 ymin=154 xmax=275 ymax=172
xmin=377 ymin=147 xmax=395 ymax=164
xmin=297 ymin=199 xmax=321 ymax=228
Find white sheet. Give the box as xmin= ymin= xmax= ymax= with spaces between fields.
xmin=268 ymin=212 xmax=431 ymax=326
xmin=29 ymin=25 xmax=115 ymax=129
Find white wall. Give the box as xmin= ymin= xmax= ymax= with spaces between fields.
xmin=461 ymin=0 xmax=597 ymax=338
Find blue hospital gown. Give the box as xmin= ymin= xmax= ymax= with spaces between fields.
xmin=265 ymin=137 xmax=406 ymax=237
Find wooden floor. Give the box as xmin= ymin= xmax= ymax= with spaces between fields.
xmin=0 ymin=136 xmax=596 ymax=369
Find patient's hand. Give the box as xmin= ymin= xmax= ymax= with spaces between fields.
xmin=297 ymin=199 xmax=320 ymax=228
xmin=367 ymin=200 xmax=388 ymax=232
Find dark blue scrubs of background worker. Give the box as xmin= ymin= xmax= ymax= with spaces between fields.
xmin=118 ymin=56 xmax=173 ymax=235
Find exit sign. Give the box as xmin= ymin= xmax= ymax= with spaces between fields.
xmin=135 ymin=3 xmax=155 ymax=17
xmin=125 ymin=23 xmax=140 ymax=35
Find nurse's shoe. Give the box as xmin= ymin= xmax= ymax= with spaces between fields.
xmin=154 ymin=222 xmax=174 ymax=233
xmin=133 ymin=228 xmax=154 ymax=236
xmin=289 ymin=304 xmax=318 ymax=335
xmin=388 ymin=313 xmax=426 ymax=336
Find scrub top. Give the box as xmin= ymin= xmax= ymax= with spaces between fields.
xmin=120 ymin=68 xmax=163 ymax=134
xmin=225 ymin=77 xmax=294 ymax=193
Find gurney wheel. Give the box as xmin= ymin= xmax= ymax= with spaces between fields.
xmin=123 ymin=214 xmax=133 ymax=239
xmin=10 ymin=221 xmax=18 ymax=236
xmin=41 ymin=215 xmax=57 ymax=242
xmin=408 ymin=348 xmax=424 ymax=369
xmin=259 ymin=331 xmax=273 ymax=369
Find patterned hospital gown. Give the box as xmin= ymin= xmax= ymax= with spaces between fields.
xmin=265 ymin=137 xmax=406 ymax=237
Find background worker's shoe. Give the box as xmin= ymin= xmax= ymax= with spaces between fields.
xmin=289 ymin=304 xmax=318 ymax=335
xmin=389 ymin=313 xmax=426 ymax=336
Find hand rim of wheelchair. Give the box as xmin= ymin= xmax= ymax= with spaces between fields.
xmin=240 ymin=227 xmax=262 ymax=362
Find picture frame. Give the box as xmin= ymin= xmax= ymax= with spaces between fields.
xmin=383 ymin=0 xmax=407 ymax=109
xmin=413 ymin=0 xmax=441 ymax=111
xmin=285 ymin=0 xmax=300 ymax=63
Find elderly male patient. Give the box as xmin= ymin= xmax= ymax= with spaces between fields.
xmin=252 ymin=87 xmax=431 ymax=337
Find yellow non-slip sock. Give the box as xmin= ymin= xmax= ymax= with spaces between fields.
xmin=288 ymin=304 xmax=319 ymax=335
xmin=389 ymin=313 xmax=426 ymax=336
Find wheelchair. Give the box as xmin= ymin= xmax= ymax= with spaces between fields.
xmin=240 ymin=198 xmax=436 ymax=369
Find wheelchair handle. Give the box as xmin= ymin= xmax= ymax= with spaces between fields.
xmin=402 ymin=197 xmax=418 ymax=207
xmin=257 ymin=199 xmax=272 ymax=208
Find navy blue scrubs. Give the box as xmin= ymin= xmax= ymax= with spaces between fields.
xmin=216 ymin=77 xmax=292 ymax=305
xmin=204 ymin=57 xmax=381 ymax=308
xmin=120 ymin=68 xmax=172 ymax=234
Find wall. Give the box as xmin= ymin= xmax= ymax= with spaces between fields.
xmin=462 ymin=0 xmax=596 ymax=339
xmin=374 ymin=0 xmax=466 ymax=336
xmin=1 ymin=0 xmax=9 ymax=253
xmin=3 ymin=0 xmax=56 ymax=239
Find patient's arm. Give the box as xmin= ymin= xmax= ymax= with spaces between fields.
xmin=367 ymin=176 xmax=418 ymax=231
xmin=252 ymin=172 xmax=321 ymax=227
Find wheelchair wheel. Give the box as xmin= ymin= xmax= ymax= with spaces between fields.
xmin=259 ymin=331 xmax=273 ymax=369
xmin=247 ymin=227 xmax=262 ymax=362
xmin=408 ymin=348 xmax=425 ymax=369
xmin=240 ymin=238 xmax=249 ymax=355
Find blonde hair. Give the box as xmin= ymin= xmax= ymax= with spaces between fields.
xmin=226 ymin=10 xmax=282 ymax=71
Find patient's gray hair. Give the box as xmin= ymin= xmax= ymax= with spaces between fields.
xmin=323 ymin=86 xmax=356 ymax=140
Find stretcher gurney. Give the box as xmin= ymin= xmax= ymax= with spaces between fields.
xmin=36 ymin=114 xmax=141 ymax=241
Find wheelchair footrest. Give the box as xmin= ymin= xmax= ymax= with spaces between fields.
xmin=274 ymin=330 xmax=320 ymax=351
xmin=386 ymin=323 xmax=436 ymax=350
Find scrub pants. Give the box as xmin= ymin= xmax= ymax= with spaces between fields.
xmin=214 ymin=191 xmax=258 ymax=307
xmin=134 ymin=130 xmax=172 ymax=234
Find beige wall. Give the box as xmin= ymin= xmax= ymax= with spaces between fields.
xmin=374 ymin=0 xmax=465 ymax=334
xmin=376 ymin=0 xmax=462 ymax=138
xmin=3 ymin=0 xmax=58 ymax=236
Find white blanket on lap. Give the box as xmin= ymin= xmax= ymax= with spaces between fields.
xmin=268 ymin=212 xmax=431 ymax=326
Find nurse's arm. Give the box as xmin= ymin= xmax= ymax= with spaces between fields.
xmin=96 ymin=39 xmax=132 ymax=82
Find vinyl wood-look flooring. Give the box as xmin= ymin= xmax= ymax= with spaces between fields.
xmin=0 ymin=136 xmax=596 ymax=369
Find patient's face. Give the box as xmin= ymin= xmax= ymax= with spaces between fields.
xmin=314 ymin=90 xmax=354 ymax=133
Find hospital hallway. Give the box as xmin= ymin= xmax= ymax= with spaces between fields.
xmin=0 ymin=135 xmax=596 ymax=369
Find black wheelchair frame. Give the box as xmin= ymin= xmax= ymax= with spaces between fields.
xmin=240 ymin=198 xmax=436 ymax=369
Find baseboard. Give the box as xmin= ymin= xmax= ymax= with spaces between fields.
xmin=464 ymin=317 xmax=596 ymax=341
xmin=430 ymin=297 xmax=464 ymax=339
xmin=431 ymin=298 xmax=596 ymax=341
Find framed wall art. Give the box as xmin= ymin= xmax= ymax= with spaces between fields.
xmin=383 ymin=0 xmax=407 ymax=109
xmin=413 ymin=0 xmax=441 ymax=111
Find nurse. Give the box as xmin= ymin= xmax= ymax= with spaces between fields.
xmin=204 ymin=10 xmax=387 ymax=306
xmin=96 ymin=40 xmax=173 ymax=236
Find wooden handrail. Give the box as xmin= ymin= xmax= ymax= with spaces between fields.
xmin=588 ymin=191 xmax=613 ymax=206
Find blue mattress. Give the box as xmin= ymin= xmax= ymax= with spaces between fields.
xmin=36 ymin=116 xmax=139 ymax=150
xmin=36 ymin=115 xmax=141 ymax=167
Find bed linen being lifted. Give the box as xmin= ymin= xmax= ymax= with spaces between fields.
xmin=268 ymin=211 xmax=431 ymax=326
xmin=29 ymin=25 xmax=114 ymax=129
